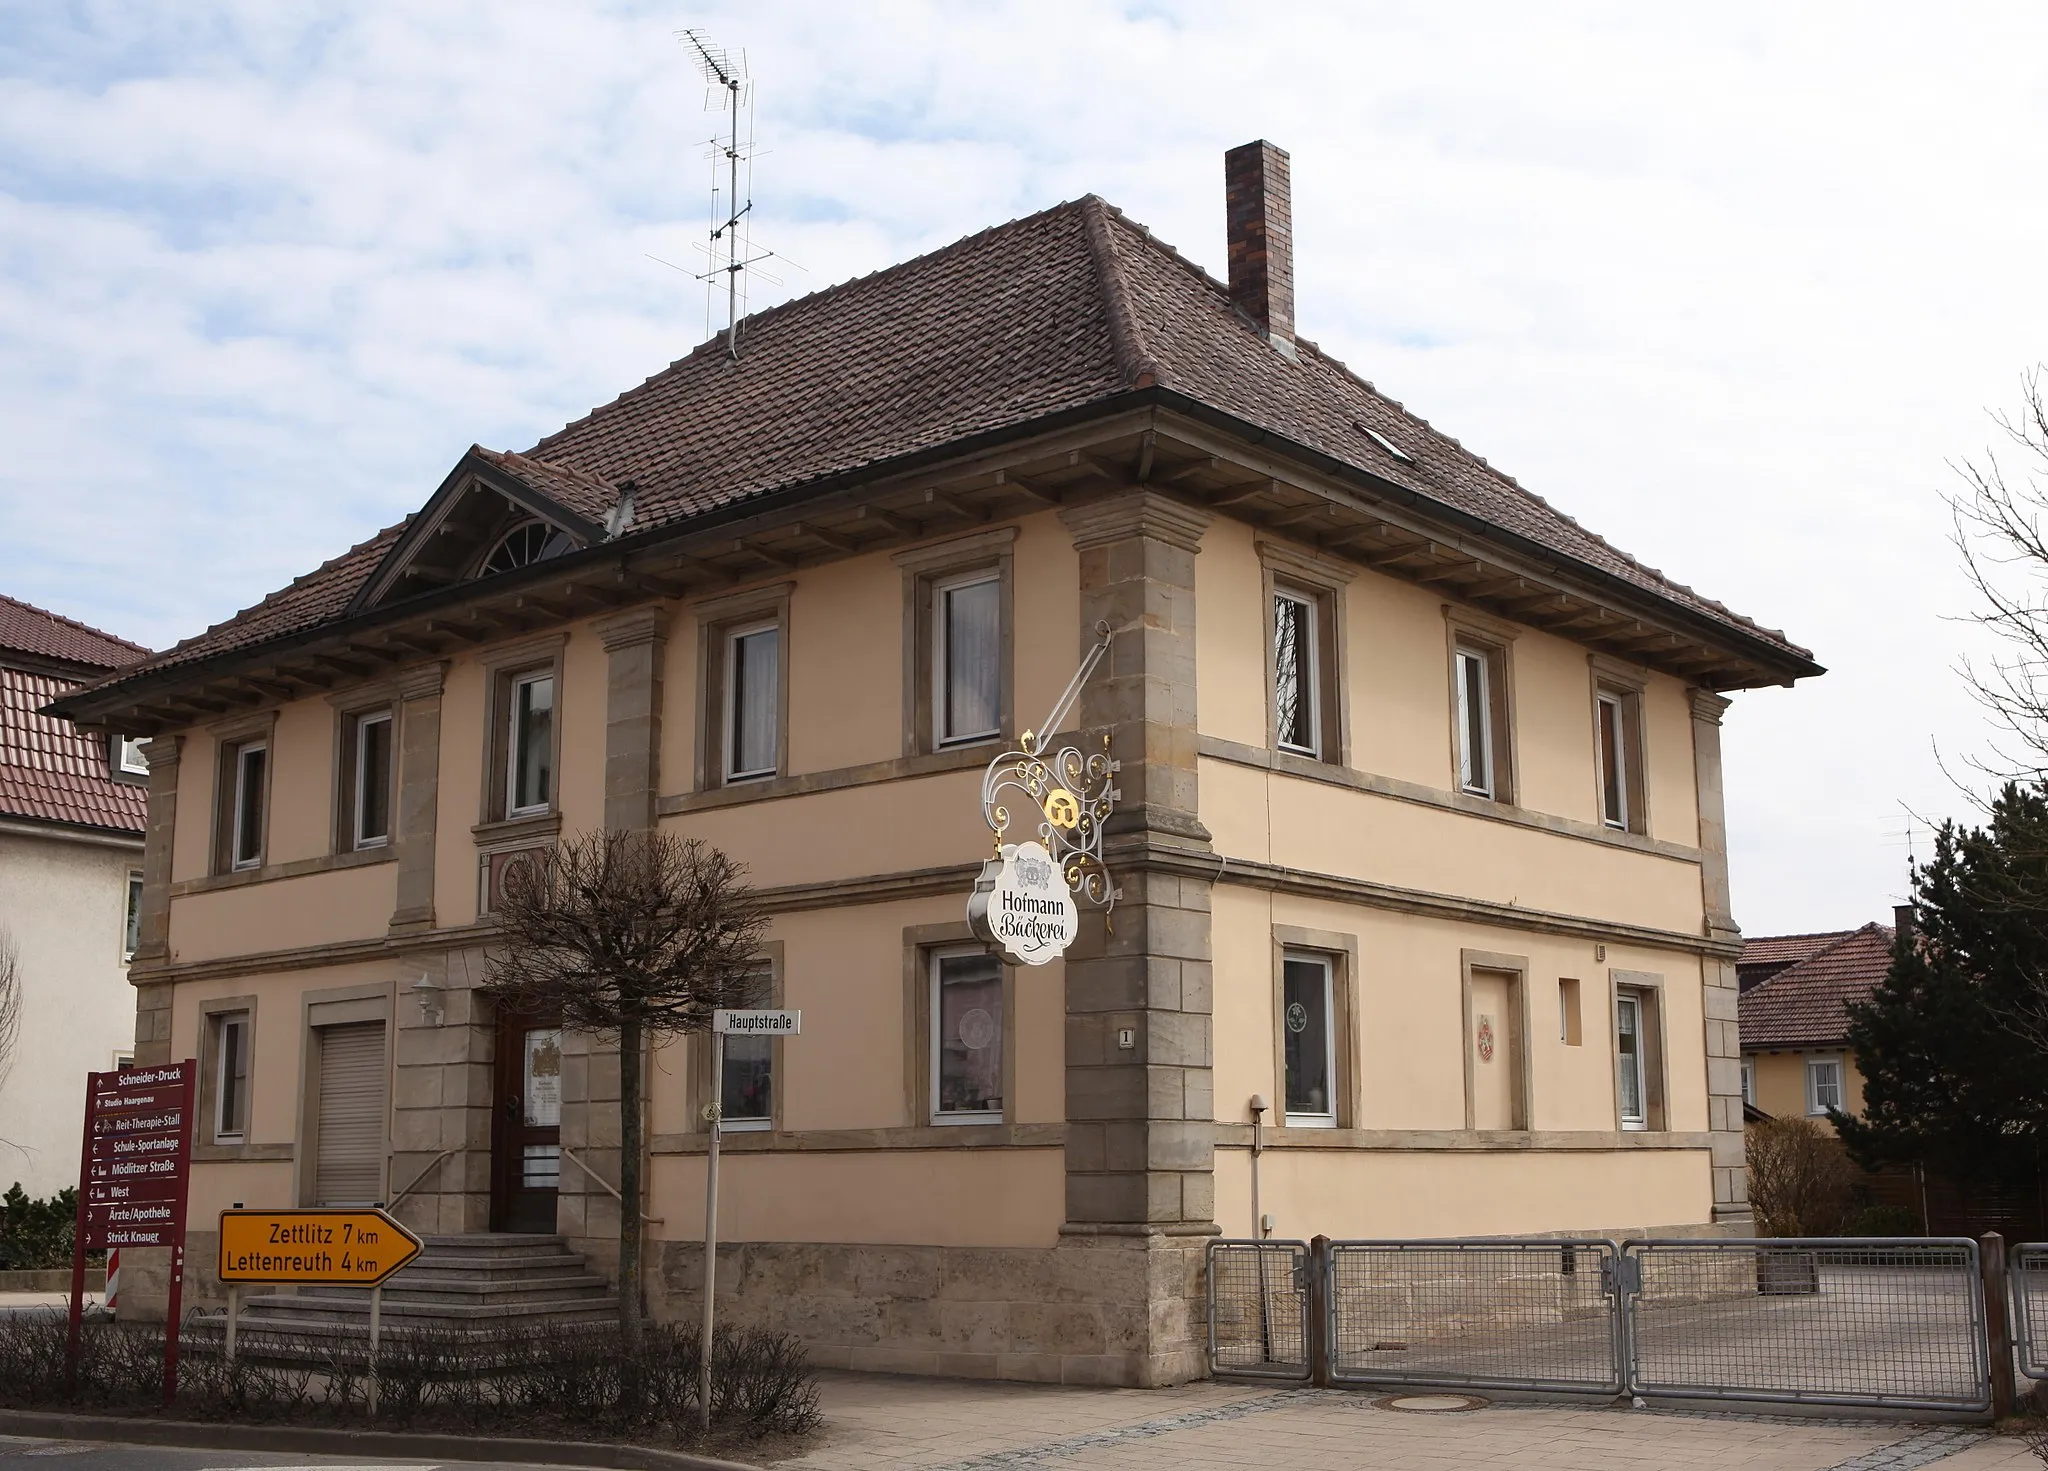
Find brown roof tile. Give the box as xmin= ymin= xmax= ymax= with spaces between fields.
xmin=80 ymin=194 xmax=1814 ymax=692
xmin=1738 ymin=923 xmax=1894 ymax=1049
xmin=0 ymin=594 xmax=147 ymax=672
xmin=0 ymin=666 xmax=147 ymax=834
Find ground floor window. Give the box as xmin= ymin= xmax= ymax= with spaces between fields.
xmin=1282 ymin=951 xmax=1336 ymax=1126
xmin=720 ymin=969 xmax=775 ymax=1130
xmin=931 ymin=948 xmax=1003 ymax=1123
xmin=1616 ymin=990 xmax=1648 ymax=1130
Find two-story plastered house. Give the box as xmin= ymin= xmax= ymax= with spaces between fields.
xmin=50 ymin=142 xmax=1820 ymax=1385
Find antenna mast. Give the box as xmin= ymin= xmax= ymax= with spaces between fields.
xmin=680 ymin=30 xmax=768 ymax=361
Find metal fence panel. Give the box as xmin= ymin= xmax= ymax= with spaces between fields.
xmin=2017 ymin=1243 xmax=2048 ymax=1381
xmin=1207 ymin=1239 xmax=1311 ymax=1380
xmin=1326 ymin=1239 xmax=1623 ymax=1394
xmin=1623 ymin=1238 xmax=1989 ymax=1412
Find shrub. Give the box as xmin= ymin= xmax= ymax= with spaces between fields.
xmin=0 ymin=1185 xmax=99 ymax=1270
xmin=1843 ymin=1202 xmax=1922 ymax=1237
xmin=1746 ymin=1117 xmax=1856 ymax=1237
xmin=0 ymin=1308 xmax=819 ymax=1444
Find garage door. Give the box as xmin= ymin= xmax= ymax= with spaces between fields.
xmin=313 ymin=1020 xmax=387 ymax=1205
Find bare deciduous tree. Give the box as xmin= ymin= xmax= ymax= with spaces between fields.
xmin=1746 ymin=1116 xmax=1855 ymax=1237
xmin=0 ymin=930 xmax=21 ymax=1096
xmin=482 ymin=830 xmax=765 ymax=1387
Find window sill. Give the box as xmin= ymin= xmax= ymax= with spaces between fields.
xmin=651 ymin=1121 xmax=1059 ymax=1154
xmin=191 ymin=1140 xmax=295 ymax=1163
xmin=173 ymin=845 xmax=396 ymax=897
xmin=473 ymin=811 xmax=561 ymax=850
xmin=1216 ymin=1124 xmax=1711 ymax=1151
xmin=660 ymin=743 xmax=994 ymax=817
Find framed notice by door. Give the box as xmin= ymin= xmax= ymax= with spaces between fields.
xmin=491 ymin=1011 xmax=562 ymax=1233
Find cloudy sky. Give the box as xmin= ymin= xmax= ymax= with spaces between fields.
xmin=4 ymin=1 xmax=2045 ymax=933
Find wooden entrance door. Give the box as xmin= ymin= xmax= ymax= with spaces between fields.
xmin=491 ymin=1011 xmax=562 ymax=1233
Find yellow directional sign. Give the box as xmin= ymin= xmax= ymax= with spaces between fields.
xmin=218 ymin=1207 xmax=423 ymax=1286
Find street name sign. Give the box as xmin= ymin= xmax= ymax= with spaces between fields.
xmin=218 ymin=1208 xmax=424 ymax=1286
xmin=714 ymin=1008 xmax=801 ymax=1036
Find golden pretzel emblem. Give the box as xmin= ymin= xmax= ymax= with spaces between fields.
xmin=1043 ymin=790 xmax=1081 ymax=830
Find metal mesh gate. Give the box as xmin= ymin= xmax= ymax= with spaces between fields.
xmin=1206 ymin=1240 xmax=1311 ymax=1380
xmin=2016 ymin=1242 xmax=2048 ymax=1380
xmin=1624 ymin=1238 xmax=1990 ymax=1412
xmin=1326 ymin=1239 xmax=1624 ymax=1394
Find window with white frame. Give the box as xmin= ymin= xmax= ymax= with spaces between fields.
xmin=210 ymin=1010 xmax=251 ymax=1143
xmin=1807 ymin=1055 xmax=1843 ymax=1115
xmin=1741 ymin=1055 xmax=1756 ymax=1108
xmin=1282 ymin=951 xmax=1337 ymax=1126
xmin=723 ymin=622 xmax=781 ymax=782
xmin=1616 ymin=990 xmax=1648 ymax=1130
xmin=350 ymin=710 xmax=394 ymax=849
xmin=720 ymin=969 xmax=775 ymax=1130
xmin=113 ymin=736 xmax=149 ymax=778
xmin=123 ymin=872 xmax=143 ymax=960
xmin=1273 ymin=589 xmax=1320 ymax=757
xmin=228 ymin=740 xmax=267 ymax=871
xmin=933 ymin=571 xmax=1001 ymax=748
xmin=507 ymin=672 xmax=554 ymax=817
xmin=1594 ymin=683 xmax=1646 ymax=834
xmin=930 ymin=948 xmax=1003 ymax=1122
xmin=1454 ymin=644 xmax=1508 ymax=800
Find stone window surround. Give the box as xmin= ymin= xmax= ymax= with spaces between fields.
xmin=1460 ymin=947 xmax=1532 ymax=1132
xmin=207 ymin=709 xmax=277 ymax=877
xmin=477 ymin=632 xmax=568 ymax=827
xmin=902 ymin=921 xmax=1015 ymax=1129
xmin=1610 ymin=967 xmax=1669 ymax=1132
xmin=329 ymin=679 xmax=401 ymax=856
xmin=1258 ymin=540 xmax=1353 ymax=767
xmin=1270 ymin=925 xmax=1360 ymax=1129
xmin=686 ymin=940 xmax=787 ymax=1133
xmin=1588 ymin=652 xmax=1651 ymax=838
xmin=291 ymin=981 xmax=394 ymax=1207
xmin=197 ymin=993 xmax=257 ymax=1150
xmin=895 ymin=527 xmax=1018 ymax=759
xmin=691 ymin=582 xmax=793 ymax=792
xmin=1443 ymin=605 xmax=1519 ymax=808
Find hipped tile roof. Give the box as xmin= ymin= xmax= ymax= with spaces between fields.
xmin=84 ymin=195 xmax=1813 ymax=691
xmin=1 ymin=666 xmax=148 ymax=835
xmin=1738 ymin=923 xmax=1894 ymax=1050
xmin=0 ymin=593 xmax=147 ymax=671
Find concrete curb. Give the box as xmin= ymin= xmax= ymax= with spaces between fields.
xmin=0 ymin=1408 xmax=764 ymax=1470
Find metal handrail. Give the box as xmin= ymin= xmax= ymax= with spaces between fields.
xmin=559 ymin=1145 xmax=663 ymax=1225
xmin=386 ymin=1148 xmax=455 ymax=1209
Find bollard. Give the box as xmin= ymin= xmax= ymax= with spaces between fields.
xmin=1307 ymin=1235 xmax=1334 ymax=1387
xmin=1981 ymin=1232 xmax=2016 ymax=1419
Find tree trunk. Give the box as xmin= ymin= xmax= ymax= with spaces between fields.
xmin=618 ymin=1012 xmax=644 ymax=1409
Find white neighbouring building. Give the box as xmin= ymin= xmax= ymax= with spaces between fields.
xmin=0 ymin=595 xmax=149 ymax=1197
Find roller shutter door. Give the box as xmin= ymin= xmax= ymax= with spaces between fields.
xmin=313 ymin=1020 xmax=387 ymax=1205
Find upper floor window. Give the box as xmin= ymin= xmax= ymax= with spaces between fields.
xmin=222 ymin=739 xmax=268 ymax=872
xmin=1453 ymin=640 xmax=1513 ymax=803
xmin=122 ymin=871 xmax=143 ymax=960
xmin=507 ymin=673 xmax=554 ymax=818
xmin=724 ymin=622 xmax=781 ymax=782
xmin=479 ymin=521 xmax=572 ymax=578
xmin=347 ymin=709 xmax=395 ymax=849
xmin=1806 ymin=1055 xmax=1843 ymax=1116
xmin=112 ymin=736 xmax=149 ymax=779
xmin=934 ymin=571 xmax=1001 ymax=748
xmin=1273 ymin=589 xmax=1321 ymax=757
xmin=1741 ymin=1055 xmax=1756 ymax=1108
xmin=1594 ymin=681 xmax=1646 ymax=834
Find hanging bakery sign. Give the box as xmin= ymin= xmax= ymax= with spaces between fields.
xmin=969 ymin=623 xmax=1120 ymax=967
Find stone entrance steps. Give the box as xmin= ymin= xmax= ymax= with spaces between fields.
xmin=191 ymin=1232 xmax=619 ymax=1343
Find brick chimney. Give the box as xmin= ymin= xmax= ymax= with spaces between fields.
xmin=1225 ymin=140 xmax=1295 ymax=355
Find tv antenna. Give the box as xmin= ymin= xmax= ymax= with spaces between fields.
xmin=674 ymin=30 xmax=794 ymax=361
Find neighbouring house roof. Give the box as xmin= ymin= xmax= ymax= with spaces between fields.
xmin=61 ymin=194 xmax=1818 ymax=708
xmin=1735 ymin=928 xmax=1856 ymax=992
xmin=0 ymin=593 xmax=148 ymax=674
xmin=1738 ymin=922 xmax=1894 ymax=1051
xmin=0 ymin=598 xmax=149 ymax=837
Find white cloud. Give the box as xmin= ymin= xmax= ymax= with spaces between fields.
xmin=4 ymin=0 xmax=2043 ymax=929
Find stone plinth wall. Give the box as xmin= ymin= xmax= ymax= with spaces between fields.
xmin=109 ymin=1230 xmax=225 ymax=1322
xmin=654 ymin=1233 xmax=1210 ymax=1387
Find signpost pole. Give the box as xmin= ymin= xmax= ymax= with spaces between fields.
xmin=224 ymin=1285 xmax=238 ymax=1368
xmin=161 ymin=1064 xmax=196 ymax=1408
xmin=368 ymin=1284 xmax=382 ymax=1418
xmin=697 ymin=1029 xmax=723 ymax=1434
xmin=65 ymin=1070 xmax=100 ymax=1390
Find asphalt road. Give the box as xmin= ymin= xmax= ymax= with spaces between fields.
xmin=0 ymin=1438 xmax=570 ymax=1470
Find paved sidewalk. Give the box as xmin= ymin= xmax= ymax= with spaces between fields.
xmin=776 ymin=1373 xmax=2041 ymax=1471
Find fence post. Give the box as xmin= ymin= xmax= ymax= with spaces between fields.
xmin=1981 ymin=1232 xmax=2015 ymax=1419
xmin=1307 ymin=1235 xmax=1333 ymax=1388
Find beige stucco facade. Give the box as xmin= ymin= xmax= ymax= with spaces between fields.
xmin=0 ymin=824 xmax=141 ymax=1197
xmin=1745 ymin=1047 xmax=1867 ymax=1134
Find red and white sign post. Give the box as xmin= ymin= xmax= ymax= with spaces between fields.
xmin=68 ymin=1061 xmax=195 ymax=1404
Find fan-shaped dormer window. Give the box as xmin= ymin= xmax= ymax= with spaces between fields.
xmin=479 ymin=521 xmax=572 ymax=578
